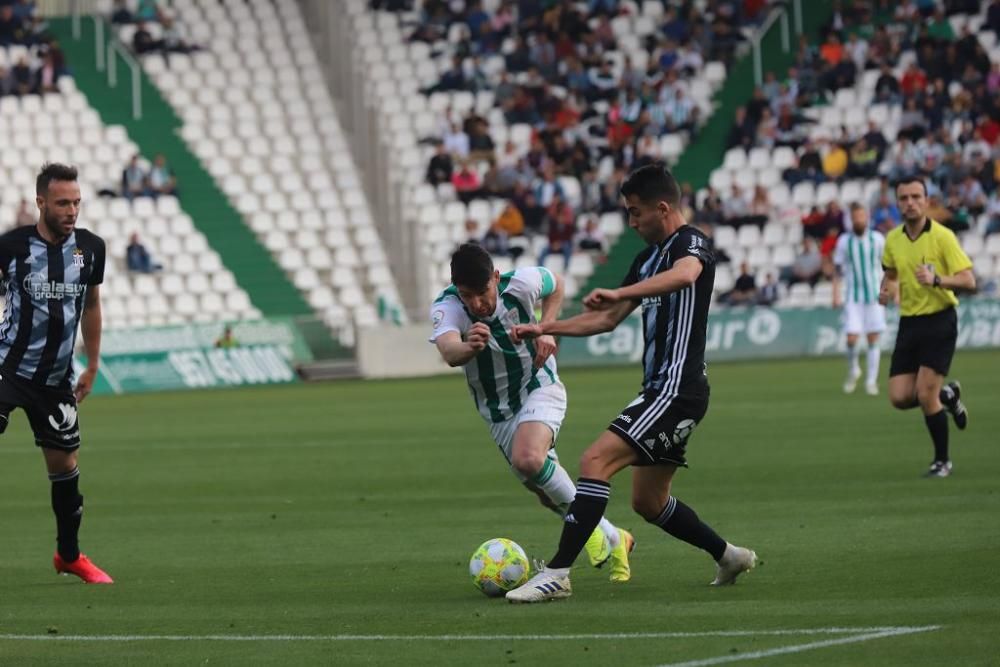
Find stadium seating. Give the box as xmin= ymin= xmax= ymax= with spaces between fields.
xmin=0 ymin=68 xmax=256 ymax=329
xmin=125 ymin=0 xmax=407 ymax=335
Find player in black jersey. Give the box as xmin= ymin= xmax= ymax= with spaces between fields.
xmin=0 ymin=164 xmax=112 ymax=583
xmin=506 ymin=164 xmax=755 ymax=603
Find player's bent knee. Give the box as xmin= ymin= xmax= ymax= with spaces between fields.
xmin=579 ymin=435 xmax=635 ymax=480
xmin=511 ymin=450 xmax=546 ymax=479
xmin=888 ymin=384 xmax=917 ymax=410
xmin=916 ymin=388 xmax=940 ymax=409
xmin=578 ymin=449 xmax=607 ymax=478
xmin=632 ymin=495 xmax=664 ymax=522
xmin=889 ymin=394 xmax=913 ymax=410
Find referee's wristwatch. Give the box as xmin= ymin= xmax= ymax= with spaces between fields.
xmin=933 ymin=275 xmax=942 ymax=288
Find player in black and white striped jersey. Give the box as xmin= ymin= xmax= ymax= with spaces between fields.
xmin=506 ymin=164 xmax=756 ymax=603
xmin=0 ymin=164 xmax=112 ymax=584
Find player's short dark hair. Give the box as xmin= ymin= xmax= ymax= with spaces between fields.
xmin=849 ymin=201 xmax=866 ymax=212
xmin=36 ymin=163 xmax=78 ymax=196
xmin=620 ymin=162 xmax=681 ymax=206
xmin=894 ymin=176 xmax=927 ymax=196
xmin=450 ymin=243 xmax=494 ymax=291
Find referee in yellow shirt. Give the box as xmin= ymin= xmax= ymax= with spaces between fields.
xmin=880 ymin=177 xmax=975 ymax=478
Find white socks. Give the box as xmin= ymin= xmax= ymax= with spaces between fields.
xmin=537 ymin=460 xmax=575 ymax=508
xmin=847 ymin=343 xmax=860 ymax=375
xmin=598 ymin=517 xmax=621 ymax=548
xmin=866 ymin=346 xmax=880 ymax=385
xmin=848 ymin=342 xmax=880 ymax=386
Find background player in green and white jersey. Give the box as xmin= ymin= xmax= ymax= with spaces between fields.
xmin=832 ymin=203 xmax=887 ymax=395
xmin=430 ymin=244 xmax=633 ymax=581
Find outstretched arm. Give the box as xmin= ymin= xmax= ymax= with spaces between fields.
xmin=512 ymin=298 xmax=636 ymax=341
xmin=615 ymin=256 xmax=703 ymax=302
xmin=513 ymin=257 xmax=702 ymax=342
xmin=583 ymin=257 xmax=703 ymax=312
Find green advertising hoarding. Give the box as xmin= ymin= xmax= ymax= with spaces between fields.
xmin=78 ymin=319 xmax=312 ymax=395
xmin=558 ymin=301 xmax=1000 ymax=367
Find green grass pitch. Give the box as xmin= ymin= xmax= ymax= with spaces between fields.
xmin=0 ymin=351 xmax=997 ymax=665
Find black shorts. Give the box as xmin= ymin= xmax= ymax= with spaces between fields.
xmin=889 ymin=307 xmax=958 ymax=377
xmin=0 ymin=373 xmax=81 ymax=450
xmin=609 ymin=387 xmax=709 ymax=467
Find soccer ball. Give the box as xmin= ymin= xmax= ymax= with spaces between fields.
xmin=469 ymin=538 xmax=530 ymax=597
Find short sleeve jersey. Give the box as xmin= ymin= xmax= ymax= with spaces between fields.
xmin=0 ymin=226 xmax=105 ymax=387
xmin=882 ymin=219 xmax=972 ymax=316
xmin=621 ymin=225 xmax=715 ymax=395
xmin=429 ymin=267 xmax=560 ymax=423
xmin=833 ymin=229 xmax=885 ymax=305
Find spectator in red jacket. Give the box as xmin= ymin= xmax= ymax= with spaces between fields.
xmin=900 ymin=62 xmax=928 ymax=97
xmin=451 ymin=162 xmax=482 ymax=204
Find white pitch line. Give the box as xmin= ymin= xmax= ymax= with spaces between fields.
xmin=0 ymin=626 xmax=940 ymax=643
xmin=656 ymin=625 xmax=942 ymax=667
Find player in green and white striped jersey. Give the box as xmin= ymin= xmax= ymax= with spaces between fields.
xmin=430 ymin=244 xmax=634 ymax=582
xmin=832 ymin=203 xmax=887 ymax=395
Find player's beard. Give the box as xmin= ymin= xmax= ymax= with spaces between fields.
xmin=42 ymin=208 xmax=74 ymax=241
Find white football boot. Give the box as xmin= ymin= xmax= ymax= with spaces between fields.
xmin=843 ymin=366 xmax=861 ymax=393
xmin=506 ymin=563 xmax=572 ymax=603
xmin=710 ymin=543 xmax=757 ymax=586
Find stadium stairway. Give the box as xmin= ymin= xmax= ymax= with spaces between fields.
xmin=48 ymin=17 xmax=312 ymax=319
xmin=579 ymin=1 xmax=835 ymax=298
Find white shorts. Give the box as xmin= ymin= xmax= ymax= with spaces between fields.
xmin=488 ymin=382 xmax=567 ymax=482
xmin=843 ymin=302 xmax=886 ymax=335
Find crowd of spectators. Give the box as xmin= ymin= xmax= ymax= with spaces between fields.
xmin=414 ymin=0 xmax=998 ymax=303
xmin=0 ymin=1 xmax=69 ymax=97
xmin=736 ymin=1 xmax=1000 ymax=222
xmin=433 ymin=0 xmax=1000 ymax=304
xmin=401 ymin=0 xmax=771 ymax=269
xmin=711 ymin=0 xmax=1000 ymax=305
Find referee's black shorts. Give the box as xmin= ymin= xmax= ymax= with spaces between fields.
xmin=889 ymin=307 xmax=957 ymax=377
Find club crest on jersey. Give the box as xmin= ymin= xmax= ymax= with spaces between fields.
xmin=432 ymin=309 xmax=444 ymax=329
xmin=72 ymin=249 xmax=85 ymax=267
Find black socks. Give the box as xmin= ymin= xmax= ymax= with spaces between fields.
xmin=548 ymin=478 xmax=609 ymax=569
xmin=50 ymin=467 xmax=83 ymax=562
xmin=648 ymin=496 xmax=727 ymax=561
